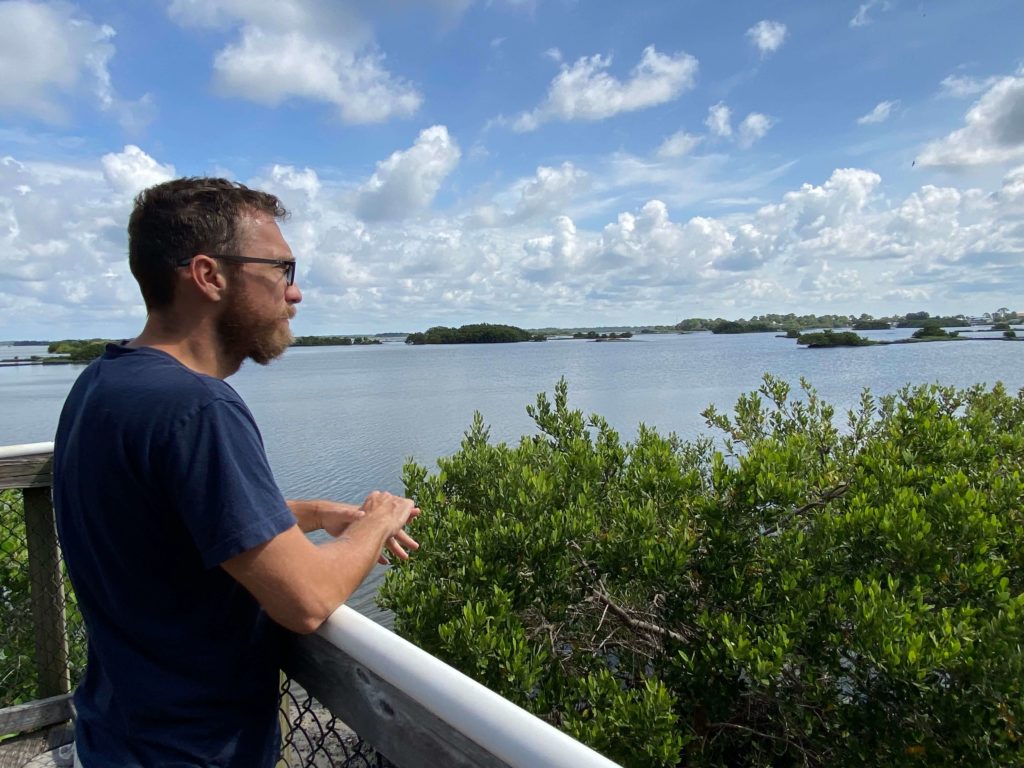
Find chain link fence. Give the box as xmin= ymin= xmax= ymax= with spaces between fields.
xmin=1 ymin=486 xmax=391 ymax=768
xmin=1 ymin=487 xmax=86 ymax=708
xmin=279 ymin=679 xmax=395 ymax=768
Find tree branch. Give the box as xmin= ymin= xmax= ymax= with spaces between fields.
xmin=591 ymin=585 xmax=691 ymax=645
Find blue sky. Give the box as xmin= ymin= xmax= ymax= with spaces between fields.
xmin=1 ymin=0 xmax=1023 ymax=338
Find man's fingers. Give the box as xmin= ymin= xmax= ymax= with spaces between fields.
xmin=384 ymin=541 xmax=406 ymax=561
xmin=384 ymin=530 xmax=421 ymax=561
xmin=393 ymin=529 xmax=419 ymax=551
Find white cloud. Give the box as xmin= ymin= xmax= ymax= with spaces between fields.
xmin=703 ymin=104 xmax=770 ymax=148
xmin=0 ymin=153 xmax=144 ymax=335
xmin=467 ymin=162 xmax=589 ymax=227
xmin=940 ymin=74 xmax=1000 ymax=98
xmin=521 ymin=216 xmax=582 ymax=281
xmin=738 ymin=113 xmax=773 ymax=148
xmin=0 ymin=1 xmax=119 ymax=122
xmin=746 ymin=20 xmax=787 ymax=56
xmin=513 ymin=46 xmax=698 ymax=131
xmin=850 ymin=0 xmax=887 ymax=28
xmin=705 ymin=102 xmax=732 ymax=138
xmin=918 ymin=74 xmax=1024 ymax=167
xmin=3 ymin=142 xmax=1024 ymax=336
xmin=100 ymin=146 xmax=176 ymax=197
xmin=267 ymin=165 xmax=321 ymax=199
xmin=169 ymin=0 xmax=421 ymax=123
xmin=511 ymin=162 xmax=589 ymax=221
xmin=857 ymin=100 xmax=899 ymax=125
xmin=213 ymin=28 xmax=420 ymax=123
xmin=543 ymin=47 xmax=562 ymax=62
xmin=657 ymin=131 xmax=703 ymax=158
xmin=354 ymin=126 xmax=461 ymax=221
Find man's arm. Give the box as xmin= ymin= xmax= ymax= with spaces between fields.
xmin=222 ymin=491 xmax=417 ymax=634
xmin=287 ymin=498 xmax=362 ymax=533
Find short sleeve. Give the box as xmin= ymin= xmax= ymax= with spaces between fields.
xmin=166 ymin=398 xmax=296 ymax=568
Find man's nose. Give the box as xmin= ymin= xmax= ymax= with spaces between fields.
xmin=286 ymin=284 xmax=303 ymax=304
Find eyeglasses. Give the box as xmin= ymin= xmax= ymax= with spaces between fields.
xmin=178 ymin=254 xmax=296 ymax=286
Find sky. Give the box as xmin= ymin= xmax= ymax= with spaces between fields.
xmin=1 ymin=0 xmax=1023 ymax=338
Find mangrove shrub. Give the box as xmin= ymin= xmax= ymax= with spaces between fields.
xmin=380 ymin=377 xmax=1024 ymax=767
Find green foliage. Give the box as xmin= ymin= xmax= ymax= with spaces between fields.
xmin=912 ymin=325 xmax=959 ymax=340
xmin=382 ymin=377 xmax=1024 ymax=767
xmin=1004 ymin=330 xmax=1017 ymax=339
xmin=405 ymin=324 xmax=534 ymax=345
xmin=47 ymin=339 xmax=110 ymax=362
xmin=572 ymin=331 xmax=633 ymax=340
xmin=899 ymin=316 xmax=969 ymax=329
xmin=710 ymin=320 xmax=779 ymax=334
xmin=852 ymin=320 xmax=890 ymax=330
xmin=796 ymin=330 xmax=876 ymax=347
xmin=291 ymin=335 xmax=381 ymax=346
xmin=677 ymin=314 xmax=857 ymax=333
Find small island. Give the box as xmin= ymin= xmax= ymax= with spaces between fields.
xmin=910 ymin=324 xmax=960 ymax=340
xmin=571 ymin=331 xmax=633 ymax=341
xmin=292 ymin=335 xmax=381 ymax=347
xmin=790 ymin=322 xmax=1019 ymax=350
xmin=405 ymin=323 xmax=545 ymax=345
xmin=797 ymin=330 xmax=876 ymax=348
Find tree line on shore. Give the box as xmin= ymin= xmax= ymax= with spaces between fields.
xmin=291 ymin=335 xmax=381 ymax=346
xmin=13 ymin=308 xmax=1020 ymax=359
xmin=677 ymin=309 xmax=1020 ymax=335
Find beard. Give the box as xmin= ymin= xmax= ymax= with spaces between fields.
xmin=217 ymin=287 xmax=295 ymax=366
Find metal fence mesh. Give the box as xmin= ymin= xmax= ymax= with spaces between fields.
xmin=0 ymin=488 xmax=35 ymax=705
xmin=1 ymin=487 xmax=86 ymax=707
xmin=280 ymin=679 xmax=395 ymax=768
xmin=1 ymin=487 xmax=390 ymax=768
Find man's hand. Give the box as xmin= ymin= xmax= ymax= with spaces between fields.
xmin=360 ymin=491 xmax=420 ymax=563
xmin=287 ymin=495 xmax=420 ymax=563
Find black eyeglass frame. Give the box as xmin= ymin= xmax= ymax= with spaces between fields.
xmin=178 ymin=254 xmax=296 ymax=286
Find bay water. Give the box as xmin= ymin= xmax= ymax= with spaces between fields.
xmin=3 ymin=329 xmax=1021 ymax=621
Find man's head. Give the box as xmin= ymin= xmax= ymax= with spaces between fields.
xmin=128 ymin=177 xmax=289 ymax=312
xmin=129 ymin=177 xmax=301 ymax=367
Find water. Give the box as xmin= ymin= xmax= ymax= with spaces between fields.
xmin=3 ymin=331 xmax=1022 ymax=621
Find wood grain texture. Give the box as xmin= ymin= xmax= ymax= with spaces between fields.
xmin=0 ymin=455 xmax=53 ymax=491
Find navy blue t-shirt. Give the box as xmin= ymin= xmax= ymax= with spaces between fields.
xmin=53 ymin=345 xmax=296 ymax=768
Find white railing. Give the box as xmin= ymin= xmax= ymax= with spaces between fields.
xmin=0 ymin=441 xmax=54 ymax=459
xmin=314 ymin=606 xmax=621 ymax=767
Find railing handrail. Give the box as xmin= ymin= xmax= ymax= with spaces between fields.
xmin=318 ymin=606 xmax=621 ymax=768
xmin=0 ymin=441 xmax=55 ymax=459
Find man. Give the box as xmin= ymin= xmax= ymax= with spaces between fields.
xmin=53 ymin=177 xmax=419 ymax=767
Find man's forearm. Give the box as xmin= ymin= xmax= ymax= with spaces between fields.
xmin=287 ymin=498 xmax=362 ymax=533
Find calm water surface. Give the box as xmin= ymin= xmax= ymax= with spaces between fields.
xmin=3 ymin=332 xmax=1021 ymax=620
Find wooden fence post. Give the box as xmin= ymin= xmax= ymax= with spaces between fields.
xmin=22 ymin=486 xmax=70 ymax=699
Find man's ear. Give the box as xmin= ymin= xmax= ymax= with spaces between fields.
xmin=186 ymin=254 xmax=228 ymax=302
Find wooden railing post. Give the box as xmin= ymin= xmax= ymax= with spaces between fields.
xmin=23 ymin=485 xmax=70 ymax=698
